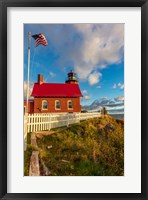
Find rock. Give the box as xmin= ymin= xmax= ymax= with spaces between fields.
xmin=47 ymin=145 xmax=53 ymax=150
xmin=104 ymin=123 xmax=115 ymax=132
xmin=61 ymin=159 xmax=70 ymax=163
xmin=40 ymin=159 xmax=51 ymax=176
xmin=31 ymin=132 xmax=38 ymax=148
xmin=29 ymin=151 xmax=40 ymax=176
xmin=98 ymin=123 xmax=115 ymax=139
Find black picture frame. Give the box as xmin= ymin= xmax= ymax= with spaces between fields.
xmin=0 ymin=0 xmax=147 ymax=199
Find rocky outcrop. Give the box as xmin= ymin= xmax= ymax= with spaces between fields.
xmin=29 ymin=151 xmax=40 ymax=176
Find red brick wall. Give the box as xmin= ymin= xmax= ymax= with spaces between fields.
xmin=33 ymin=97 xmax=81 ymax=113
xmin=29 ymin=102 xmax=34 ymax=113
xmin=24 ymin=101 xmax=34 ymax=114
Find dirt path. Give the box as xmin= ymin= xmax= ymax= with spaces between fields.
xmin=35 ymin=130 xmax=56 ymax=139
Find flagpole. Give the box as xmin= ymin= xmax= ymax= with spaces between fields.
xmin=26 ymin=32 xmax=31 ymax=113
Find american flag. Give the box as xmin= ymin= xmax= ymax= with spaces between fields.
xmin=32 ymin=33 xmax=48 ymax=47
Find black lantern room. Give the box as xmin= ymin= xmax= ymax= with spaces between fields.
xmin=65 ymin=70 xmax=78 ymax=84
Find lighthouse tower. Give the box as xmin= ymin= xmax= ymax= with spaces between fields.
xmin=65 ymin=70 xmax=78 ymax=84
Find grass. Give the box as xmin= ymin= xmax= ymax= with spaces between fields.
xmin=36 ymin=115 xmax=124 ymax=176
xmin=24 ymin=132 xmax=34 ymax=176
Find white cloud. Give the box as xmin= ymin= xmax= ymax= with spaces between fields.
xmin=120 ymin=85 xmax=124 ymax=90
xmin=83 ymin=95 xmax=91 ymax=100
xmin=82 ymin=90 xmax=88 ymax=94
xmin=82 ymin=90 xmax=91 ymax=100
xmin=118 ymin=83 xmax=124 ymax=90
xmin=112 ymin=83 xmax=117 ymax=89
xmin=114 ymin=96 xmax=124 ymax=101
xmin=73 ymin=24 xmax=124 ymax=81
xmin=24 ymin=81 xmax=34 ymax=100
xmin=96 ymin=85 xmax=101 ymax=89
xmin=75 ymin=65 xmax=93 ymax=80
xmin=88 ymin=71 xmax=102 ymax=86
xmin=112 ymin=82 xmax=124 ymax=90
xmin=34 ymin=24 xmax=124 ymax=85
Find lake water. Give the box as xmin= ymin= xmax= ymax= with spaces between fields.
xmin=109 ymin=114 xmax=124 ymax=119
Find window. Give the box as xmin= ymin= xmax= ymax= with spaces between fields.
xmin=42 ymin=100 xmax=48 ymax=110
xmin=68 ymin=100 xmax=73 ymax=109
xmin=55 ymin=100 xmax=61 ymax=110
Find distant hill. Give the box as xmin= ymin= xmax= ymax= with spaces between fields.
xmin=82 ymin=97 xmax=124 ymax=113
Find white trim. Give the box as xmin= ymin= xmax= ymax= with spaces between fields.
xmin=42 ymin=100 xmax=48 ymax=110
xmin=55 ymin=100 xmax=61 ymax=110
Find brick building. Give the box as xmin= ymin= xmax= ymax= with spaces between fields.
xmin=25 ymin=70 xmax=82 ymax=114
xmin=24 ymin=100 xmax=34 ymax=114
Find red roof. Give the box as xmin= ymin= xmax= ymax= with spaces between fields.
xmin=31 ymin=83 xmax=83 ymax=97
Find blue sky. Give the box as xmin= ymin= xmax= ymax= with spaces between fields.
xmin=24 ymin=24 xmax=124 ymax=106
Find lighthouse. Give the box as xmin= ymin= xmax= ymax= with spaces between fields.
xmin=28 ymin=70 xmax=82 ymax=114
xmin=65 ymin=70 xmax=78 ymax=84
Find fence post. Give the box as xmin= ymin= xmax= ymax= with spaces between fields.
xmin=67 ymin=113 xmax=69 ymax=127
xmin=48 ymin=114 xmax=51 ymax=130
xmin=79 ymin=112 xmax=81 ymax=122
xmin=24 ymin=113 xmax=28 ymax=151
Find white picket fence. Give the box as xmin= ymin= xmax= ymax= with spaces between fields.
xmin=24 ymin=112 xmax=100 ymax=150
xmin=26 ymin=112 xmax=100 ymax=133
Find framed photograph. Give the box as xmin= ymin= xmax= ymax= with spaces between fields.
xmin=0 ymin=0 xmax=147 ymax=199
